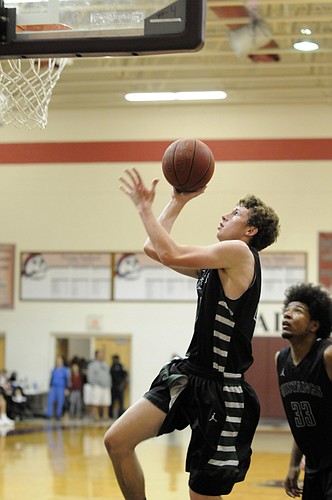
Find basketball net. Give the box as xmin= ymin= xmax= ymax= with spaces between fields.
xmin=0 ymin=57 xmax=67 ymax=129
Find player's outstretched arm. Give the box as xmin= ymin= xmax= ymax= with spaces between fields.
xmin=284 ymin=440 xmax=303 ymax=498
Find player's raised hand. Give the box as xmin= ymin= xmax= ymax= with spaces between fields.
xmin=119 ymin=168 xmax=159 ymax=209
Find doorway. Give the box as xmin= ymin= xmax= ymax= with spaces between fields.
xmin=55 ymin=334 xmax=131 ymax=409
xmin=56 ymin=337 xmax=91 ymax=362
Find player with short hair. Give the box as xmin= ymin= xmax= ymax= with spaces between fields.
xmin=276 ymin=282 xmax=332 ymax=499
xmin=104 ymin=168 xmax=280 ymax=499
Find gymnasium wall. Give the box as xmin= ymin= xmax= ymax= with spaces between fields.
xmin=0 ymin=102 xmax=331 ymax=417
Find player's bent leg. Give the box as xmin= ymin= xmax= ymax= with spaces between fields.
xmin=189 ymin=487 xmax=222 ymax=500
xmin=104 ymin=397 xmax=166 ymax=500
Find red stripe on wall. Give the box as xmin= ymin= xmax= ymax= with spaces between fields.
xmin=0 ymin=138 xmax=331 ymax=164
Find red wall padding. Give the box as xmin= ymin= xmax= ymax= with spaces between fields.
xmin=245 ymin=337 xmax=287 ymax=419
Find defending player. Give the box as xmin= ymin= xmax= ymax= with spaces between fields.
xmin=104 ymin=168 xmax=280 ymax=499
xmin=276 ymin=283 xmax=332 ymax=499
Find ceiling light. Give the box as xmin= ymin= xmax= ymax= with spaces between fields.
xmin=125 ymin=91 xmax=227 ymax=102
xmin=300 ymin=28 xmax=312 ymax=36
xmin=176 ymin=91 xmax=227 ymax=100
xmin=125 ymin=92 xmax=174 ymax=102
xmin=293 ymin=28 xmax=319 ymax=52
xmin=293 ymin=39 xmax=319 ymax=52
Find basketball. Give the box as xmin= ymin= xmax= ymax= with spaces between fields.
xmin=162 ymin=138 xmax=215 ymax=192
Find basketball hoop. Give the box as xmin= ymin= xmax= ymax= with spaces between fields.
xmin=0 ymin=57 xmax=66 ymax=129
xmin=0 ymin=24 xmax=70 ymax=129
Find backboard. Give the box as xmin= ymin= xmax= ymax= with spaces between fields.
xmin=0 ymin=0 xmax=206 ymax=58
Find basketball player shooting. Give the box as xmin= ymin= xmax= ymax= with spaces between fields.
xmin=104 ymin=163 xmax=280 ymax=500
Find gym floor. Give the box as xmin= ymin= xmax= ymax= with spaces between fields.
xmin=0 ymin=417 xmax=299 ymax=499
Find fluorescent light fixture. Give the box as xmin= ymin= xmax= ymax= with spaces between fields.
xmin=125 ymin=91 xmax=227 ymax=102
xmin=176 ymin=91 xmax=227 ymax=100
xmin=125 ymin=92 xmax=175 ymax=102
xmin=293 ymin=39 xmax=319 ymax=51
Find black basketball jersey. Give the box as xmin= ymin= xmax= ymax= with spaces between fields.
xmin=277 ymin=339 xmax=332 ymax=473
xmin=186 ymin=246 xmax=261 ymax=375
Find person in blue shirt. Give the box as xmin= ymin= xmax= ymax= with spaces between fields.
xmin=46 ymin=355 xmax=69 ymax=420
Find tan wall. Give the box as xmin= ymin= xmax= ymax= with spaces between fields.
xmin=0 ymin=102 xmax=331 ymax=414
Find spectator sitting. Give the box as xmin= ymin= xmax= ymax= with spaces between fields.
xmin=0 ymin=385 xmax=15 ymax=427
xmin=7 ymin=386 xmax=29 ymax=421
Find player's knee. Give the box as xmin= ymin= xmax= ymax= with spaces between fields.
xmin=104 ymin=424 xmax=126 ymax=457
xmin=104 ymin=426 xmax=118 ymax=456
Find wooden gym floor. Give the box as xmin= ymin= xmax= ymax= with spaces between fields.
xmin=0 ymin=418 xmax=299 ymax=499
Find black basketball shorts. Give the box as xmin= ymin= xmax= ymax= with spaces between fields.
xmin=303 ymin=466 xmax=332 ymax=500
xmin=144 ymin=358 xmax=260 ymax=496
